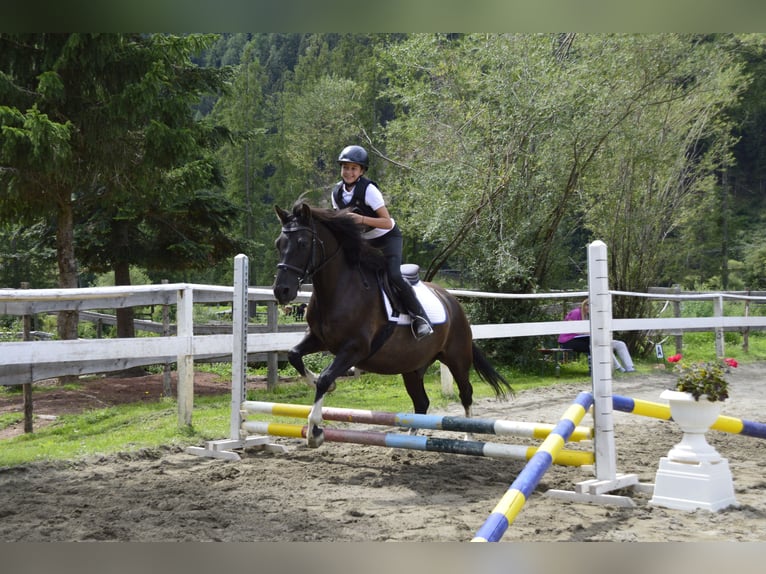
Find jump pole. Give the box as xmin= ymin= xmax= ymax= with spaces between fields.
xmin=612 ymin=394 xmax=766 ymax=439
xmin=242 ymin=420 xmax=593 ymax=467
xmin=471 ymin=391 xmax=594 ymax=542
xmin=186 ymin=254 xmax=286 ymax=460
xmin=243 ymin=400 xmax=594 ymax=442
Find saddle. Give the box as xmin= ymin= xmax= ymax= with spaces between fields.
xmin=362 ymin=264 xmax=445 ymax=362
xmin=378 ymin=264 xmax=446 ymax=325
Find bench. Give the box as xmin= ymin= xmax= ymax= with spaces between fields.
xmin=536 ymin=347 xmax=577 ymax=377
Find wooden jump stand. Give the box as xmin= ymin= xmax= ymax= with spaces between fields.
xmin=186 ymin=254 xmax=286 ymax=460
xmin=546 ymin=240 xmax=651 ymax=507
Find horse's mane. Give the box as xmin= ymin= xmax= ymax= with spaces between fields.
xmin=291 ymin=201 xmax=387 ymax=272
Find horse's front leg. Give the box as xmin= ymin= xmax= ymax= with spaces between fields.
xmin=307 ymin=352 xmax=359 ymax=448
xmin=287 ymin=330 xmax=331 ymax=391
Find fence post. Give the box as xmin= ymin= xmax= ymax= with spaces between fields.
xmin=185 ymin=254 xmax=287 ymax=460
xmin=743 ymin=293 xmax=750 ymax=353
xmin=231 ymin=255 xmax=248 ymax=440
xmin=440 ymin=362 xmax=454 ymax=396
xmin=714 ymin=294 xmax=724 ymax=358
xmin=266 ymin=301 xmax=279 ymax=390
xmin=161 ymin=279 xmax=172 ymax=397
xmin=21 ymin=282 xmax=33 ymax=434
xmin=587 ymin=240 xmax=617 ymax=481
xmin=547 ymin=241 xmax=640 ymax=506
xmin=672 ymin=284 xmax=683 ymax=354
xmin=176 ymin=285 xmax=194 ymax=427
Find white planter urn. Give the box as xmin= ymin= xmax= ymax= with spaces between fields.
xmin=661 ymin=390 xmax=723 ymax=464
xmin=649 ymin=389 xmax=738 ymax=512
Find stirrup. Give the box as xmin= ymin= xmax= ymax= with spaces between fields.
xmin=412 ymin=316 xmax=433 ymax=340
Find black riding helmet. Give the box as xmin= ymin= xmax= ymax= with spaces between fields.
xmin=337 ymin=145 xmax=369 ymax=170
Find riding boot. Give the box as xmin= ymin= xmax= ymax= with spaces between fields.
xmin=398 ymin=283 xmax=433 ymax=340
xmin=412 ymin=312 xmax=434 ymax=340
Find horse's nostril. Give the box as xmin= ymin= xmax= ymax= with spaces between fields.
xmin=273 ymin=284 xmax=293 ymax=304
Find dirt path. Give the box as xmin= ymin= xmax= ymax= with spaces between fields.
xmin=1 ymin=364 xmax=765 ymax=542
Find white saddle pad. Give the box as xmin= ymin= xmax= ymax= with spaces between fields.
xmin=382 ymin=280 xmax=447 ymax=325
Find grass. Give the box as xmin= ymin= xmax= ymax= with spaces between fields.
xmin=0 ymin=399 xmax=212 ymax=468
xmin=0 ymin=361 xmax=569 ymax=468
xmin=1 ymin=330 xmax=763 ymax=469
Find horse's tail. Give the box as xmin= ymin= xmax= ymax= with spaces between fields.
xmin=472 ymin=343 xmax=514 ymax=399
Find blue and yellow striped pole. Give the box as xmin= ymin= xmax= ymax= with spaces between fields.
xmin=612 ymin=395 xmax=766 ymax=439
xmin=471 ymin=391 xmax=594 ymax=542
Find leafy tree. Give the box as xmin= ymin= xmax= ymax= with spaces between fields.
xmin=381 ymin=34 xmax=744 ymax=289
xmin=570 ymin=35 xmax=744 ymax=325
xmin=0 ymin=33 xmax=236 ymax=338
xmin=212 ymin=33 xmax=397 ymax=285
xmin=376 ymin=34 xmax=746 ymax=362
xmin=1 ymin=33 xmax=82 ymax=339
xmin=0 ymin=221 xmax=57 ymax=289
xmin=275 ymin=34 xmax=394 ymax=198
xmin=211 ymin=40 xmax=282 ymax=286
xmin=721 ymin=34 xmax=766 ymax=290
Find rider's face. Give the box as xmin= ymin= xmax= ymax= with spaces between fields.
xmin=341 ymin=162 xmax=364 ymax=186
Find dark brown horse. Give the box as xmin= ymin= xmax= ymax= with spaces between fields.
xmin=273 ymin=201 xmax=513 ymax=447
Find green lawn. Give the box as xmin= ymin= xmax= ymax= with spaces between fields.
xmin=0 ymin=360 xmax=576 ymax=468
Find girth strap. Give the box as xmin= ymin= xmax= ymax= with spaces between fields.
xmin=363 ymin=321 xmax=397 ymax=363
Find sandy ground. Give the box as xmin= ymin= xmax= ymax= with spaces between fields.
xmin=1 ymin=363 xmax=765 ymax=542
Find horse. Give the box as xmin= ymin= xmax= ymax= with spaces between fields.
xmin=272 ymin=201 xmax=514 ymax=448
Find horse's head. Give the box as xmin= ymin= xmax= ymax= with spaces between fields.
xmin=272 ymin=202 xmax=317 ymax=304
xmin=273 ymin=200 xmax=386 ymax=304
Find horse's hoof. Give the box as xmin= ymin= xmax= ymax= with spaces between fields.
xmin=307 ymin=427 xmax=325 ymax=448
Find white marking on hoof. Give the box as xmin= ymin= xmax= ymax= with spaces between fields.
xmin=307 ymin=398 xmax=325 ymax=448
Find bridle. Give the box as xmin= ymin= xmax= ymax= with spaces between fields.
xmin=276 ymin=219 xmax=340 ymax=286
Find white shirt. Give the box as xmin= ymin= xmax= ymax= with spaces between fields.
xmin=331 ymin=181 xmax=394 ymax=240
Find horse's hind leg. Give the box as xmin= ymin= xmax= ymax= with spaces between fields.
xmin=438 ymin=352 xmax=474 ymax=418
xmin=398 ymin=370 xmax=428 ymax=440
xmin=402 ymin=369 xmax=430 ymax=415
xmin=454 ymin=372 xmax=476 ymax=440
xmin=454 ymin=371 xmax=474 ymax=420
xmin=439 ymin=358 xmax=475 ymax=439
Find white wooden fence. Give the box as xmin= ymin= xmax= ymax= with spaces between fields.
xmin=2 ymin=247 xmax=766 ymax=427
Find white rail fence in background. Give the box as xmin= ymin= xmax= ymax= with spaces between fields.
xmin=2 ymin=246 xmax=766 ymax=427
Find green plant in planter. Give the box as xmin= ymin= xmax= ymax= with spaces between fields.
xmin=666 ymin=354 xmax=738 ymax=402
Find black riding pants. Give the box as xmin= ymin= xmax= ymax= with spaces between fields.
xmin=560 ymin=336 xmax=590 ymax=354
xmin=369 ymin=225 xmax=425 ymax=317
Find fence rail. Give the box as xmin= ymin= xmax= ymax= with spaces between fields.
xmin=3 ymin=273 xmax=766 ymax=427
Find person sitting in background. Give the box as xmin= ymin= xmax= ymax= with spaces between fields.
xmin=558 ymin=298 xmax=635 ymax=373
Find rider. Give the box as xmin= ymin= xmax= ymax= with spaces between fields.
xmin=330 ymin=144 xmax=433 ymax=340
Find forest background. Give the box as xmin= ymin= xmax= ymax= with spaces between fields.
xmin=2 ymin=33 xmax=766 ymax=362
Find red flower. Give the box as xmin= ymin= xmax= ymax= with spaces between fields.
xmin=724 ymin=358 xmax=738 ymax=368
xmin=667 ymin=354 xmax=683 ymax=363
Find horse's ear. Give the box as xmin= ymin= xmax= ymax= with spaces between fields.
xmin=300 ymin=202 xmax=312 ymax=221
xmin=275 ymin=205 xmax=290 ymax=224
